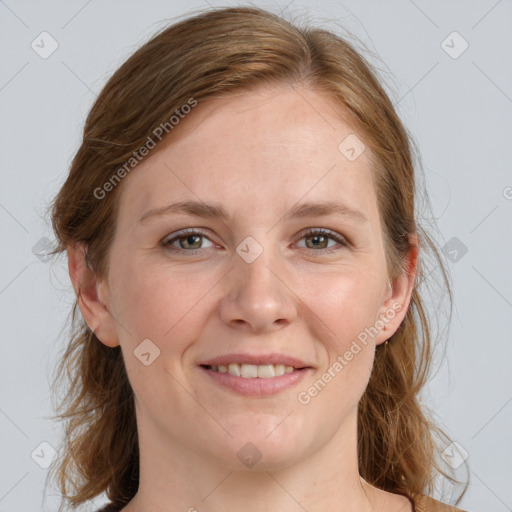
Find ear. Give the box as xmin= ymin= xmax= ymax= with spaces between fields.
xmin=67 ymin=243 xmax=119 ymax=347
xmin=374 ymin=234 xmax=419 ymax=346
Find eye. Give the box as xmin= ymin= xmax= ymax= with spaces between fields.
xmin=161 ymin=229 xmax=215 ymax=255
xmin=295 ymin=228 xmax=348 ymax=254
xmin=161 ymin=227 xmax=348 ymax=256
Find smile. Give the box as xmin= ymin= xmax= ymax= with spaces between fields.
xmin=203 ymin=363 xmax=297 ymax=378
xmin=199 ymin=364 xmax=311 ymax=396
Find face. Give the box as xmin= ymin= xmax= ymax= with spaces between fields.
xmin=74 ymin=84 xmax=415 ymax=470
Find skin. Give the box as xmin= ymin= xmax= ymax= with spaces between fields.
xmin=68 ymin=84 xmax=418 ymax=512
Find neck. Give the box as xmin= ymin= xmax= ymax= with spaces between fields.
xmin=123 ymin=408 xmax=376 ymax=512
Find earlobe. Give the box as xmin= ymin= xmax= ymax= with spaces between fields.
xmin=67 ymin=243 xmax=120 ymax=347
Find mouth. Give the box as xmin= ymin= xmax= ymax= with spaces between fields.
xmin=200 ymin=363 xmax=306 ymax=379
xmin=198 ymin=355 xmax=313 ymax=396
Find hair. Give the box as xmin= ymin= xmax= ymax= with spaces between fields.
xmin=46 ymin=5 xmax=468 ymax=510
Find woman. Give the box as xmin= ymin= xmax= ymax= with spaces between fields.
xmin=48 ymin=6 xmax=469 ymax=512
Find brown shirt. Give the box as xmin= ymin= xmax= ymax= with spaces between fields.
xmin=98 ymin=494 xmax=469 ymax=511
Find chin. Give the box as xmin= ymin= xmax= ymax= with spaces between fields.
xmin=205 ymin=417 xmax=313 ymax=471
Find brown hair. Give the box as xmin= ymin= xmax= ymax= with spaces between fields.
xmin=46 ymin=5 xmax=468 ymax=510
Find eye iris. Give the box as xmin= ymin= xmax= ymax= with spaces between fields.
xmin=306 ymin=234 xmax=328 ymax=249
xmin=181 ymin=234 xmax=202 ymax=249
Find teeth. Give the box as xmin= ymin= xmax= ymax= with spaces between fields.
xmin=209 ymin=363 xmax=298 ymax=378
xmin=228 ymin=363 xmax=240 ymax=376
xmin=274 ymin=364 xmax=285 ymax=376
xmin=257 ymin=365 xmax=274 ymax=378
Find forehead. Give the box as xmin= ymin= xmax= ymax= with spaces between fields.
xmin=116 ymin=84 xmax=380 ymax=228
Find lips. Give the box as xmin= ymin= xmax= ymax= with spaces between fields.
xmin=198 ymin=353 xmax=313 ymax=396
xmin=200 ymin=353 xmax=311 ymax=368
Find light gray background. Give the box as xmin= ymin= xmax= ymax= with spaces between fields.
xmin=1 ymin=1 xmax=511 ymax=511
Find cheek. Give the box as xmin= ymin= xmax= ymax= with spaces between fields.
xmin=307 ymin=268 xmax=386 ymax=352
xmin=110 ymin=260 xmax=213 ymax=406
xmin=109 ymin=257 xmax=211 ymax=353
xmin=296 ymin=273 xmax=380 ymax=414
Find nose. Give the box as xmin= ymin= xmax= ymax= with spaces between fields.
xmin=218 ymin=247 xmax=298 ymax=334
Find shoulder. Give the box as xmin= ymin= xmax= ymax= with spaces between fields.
xmin=413 ymin=494 xmax=469 ymax=512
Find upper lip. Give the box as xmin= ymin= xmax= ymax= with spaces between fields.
xmin=200 ymin=353 xmax=312 ymax=369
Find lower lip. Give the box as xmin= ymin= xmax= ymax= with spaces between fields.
xmin=199 ymin=366 xmax=311 ymax=396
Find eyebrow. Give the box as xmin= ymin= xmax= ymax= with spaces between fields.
xmin=138 ymin=199 xmax=368 ymax=224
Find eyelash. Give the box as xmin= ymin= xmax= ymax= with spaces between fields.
xmin=161 ymin=228 xmax=348 ymax=256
